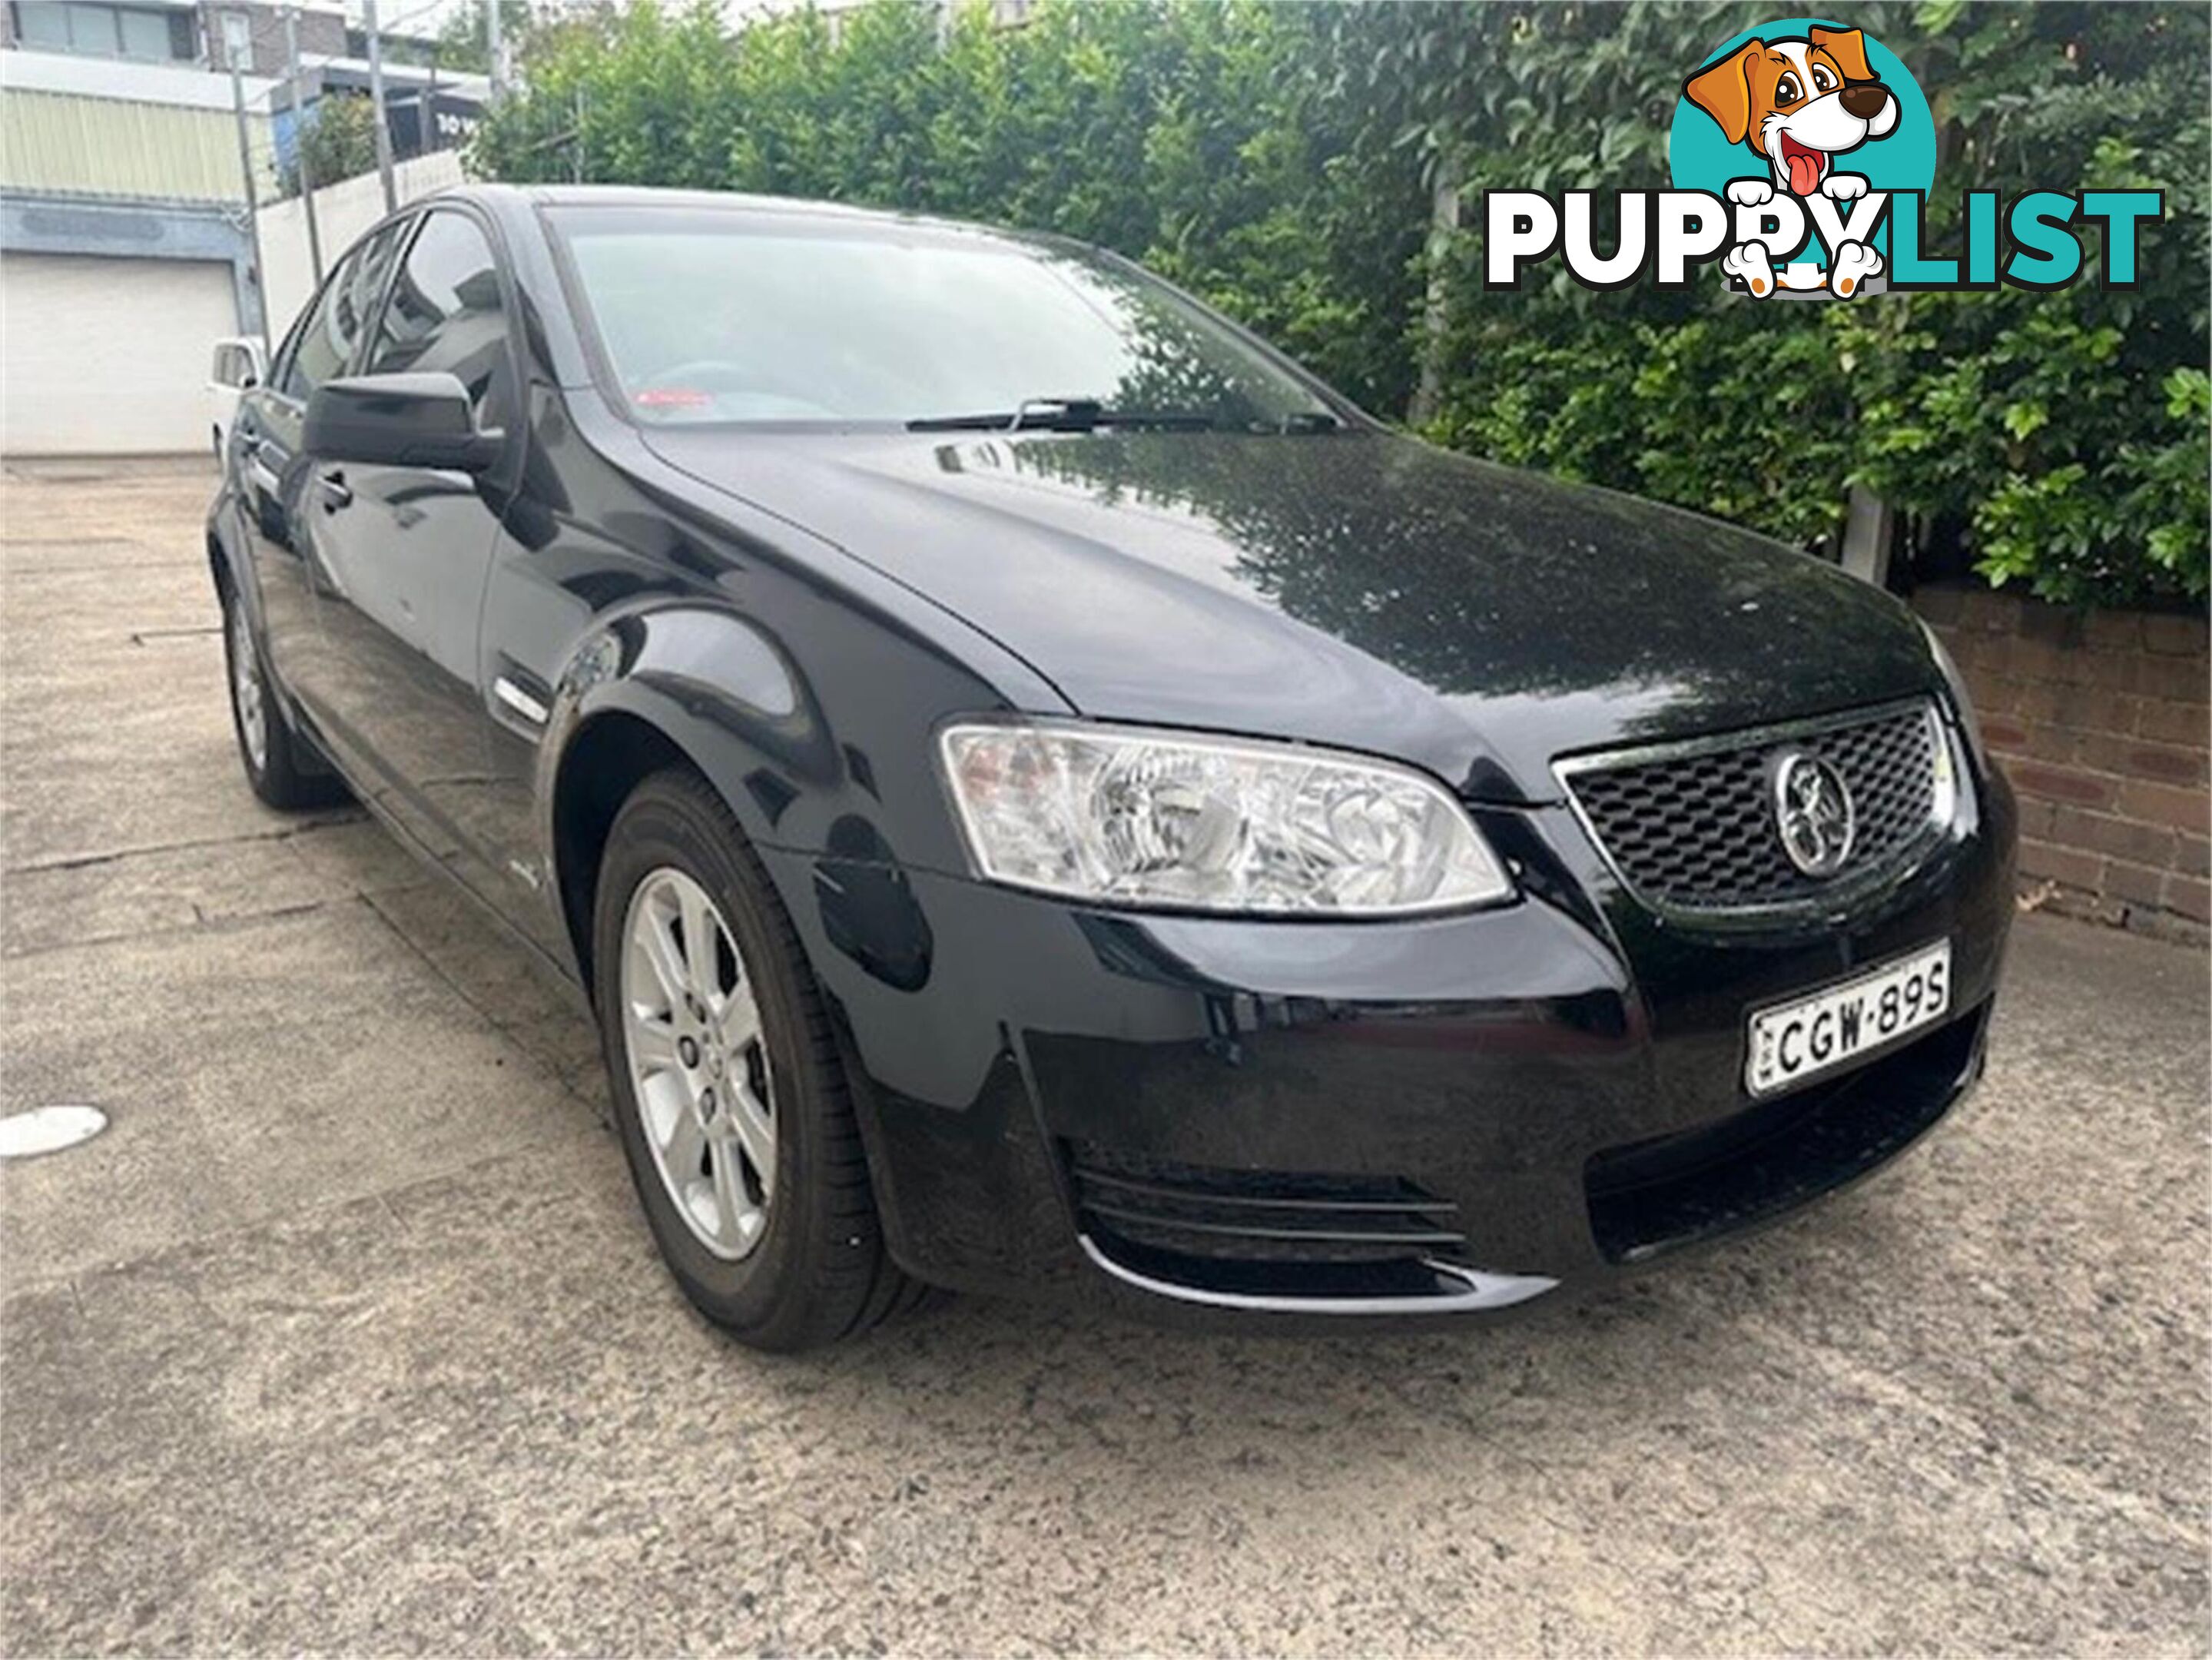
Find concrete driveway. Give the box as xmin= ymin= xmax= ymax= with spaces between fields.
xmin=2 ymin=457 xmax=2206 ymax=1655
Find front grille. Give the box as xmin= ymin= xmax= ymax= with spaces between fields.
xmin=1066 ymin=1142 xmax=1464 ymax=1268
xmin=1561 ymin=701 xmax=1947 ymax=915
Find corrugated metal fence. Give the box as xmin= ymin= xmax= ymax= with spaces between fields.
xmin=0 ymin=88 xmax=276 ymax=204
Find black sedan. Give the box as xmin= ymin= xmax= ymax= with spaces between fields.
xmin=208 ymin=185 xmax=2015 ymax=1349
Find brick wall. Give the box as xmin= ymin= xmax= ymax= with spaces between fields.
xmin=1914 ymin=583 xmax=2210 ymax=944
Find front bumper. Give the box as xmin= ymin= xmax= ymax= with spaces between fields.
xmin=764 ymin=759 xmax=2016 ymax=1330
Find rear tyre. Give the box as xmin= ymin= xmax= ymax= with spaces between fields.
xmin=592 ymin=768 xmax=920 ymax=1351
xmin=217 ymin=582 xmax=347 ymax=811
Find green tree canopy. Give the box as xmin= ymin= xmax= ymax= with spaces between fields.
xmin=473 ymin=0 xmax=2209 ymax=609
xmin=433 ymin=0 xmax=532 ymax=74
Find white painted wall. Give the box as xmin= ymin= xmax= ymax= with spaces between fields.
xmin=257 ymin=148 xmax=466 ymax=342
xmin=0 ymin=49 xmax=280 ymax=115
xmin=0 ymin=252 xmax=240 ymax=454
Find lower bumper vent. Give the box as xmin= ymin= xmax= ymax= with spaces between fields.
xmin=1066 ymin=1141 xmax=1466 ymax=1274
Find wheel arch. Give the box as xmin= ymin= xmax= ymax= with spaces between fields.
xmin=549 ymin=707 xmax=705 ymax=994
xmin=206 ymin=520 xmax=240 ymax=599
xmin=535 ymin=600 xmax=857 ymax=991
xmin=205 ymin=490 xmax=259 ymax=622
xmin=535 ymin=586 xmax=1027 ymax=997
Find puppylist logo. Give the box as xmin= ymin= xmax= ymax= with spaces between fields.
xmin=1485 ymin=18 xmax=2163 ymax=299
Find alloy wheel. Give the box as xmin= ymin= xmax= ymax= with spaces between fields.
xmin=619 ymin=867 xmax=778 ymax=1260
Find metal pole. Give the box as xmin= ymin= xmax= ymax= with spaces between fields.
xmin=1408 ymin=155 xmax=1460 ymax=429
xmin=283 ymin=7 xmax=322 ymax=283
xmin=362 ymin=0 xmax=398 ymax=214
xmin=486 ymin=0 xmax=505 ymax=95
xmin=227 ymin=50 xmax=274 ymax=359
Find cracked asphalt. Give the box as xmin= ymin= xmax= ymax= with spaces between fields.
xmin=2 ymin=456 xmax=2207 ymax=1655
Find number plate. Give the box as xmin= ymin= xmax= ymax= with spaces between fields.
xmin=1745 ymin=941 xmax=1951 ymax=1099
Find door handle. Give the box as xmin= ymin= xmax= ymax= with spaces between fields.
xmin=317 ymin=470 xmax=352 ymax=510
xmin=245 ymin=437 xmax=280 ymax=494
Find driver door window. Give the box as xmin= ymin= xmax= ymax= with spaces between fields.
xmin=362 ymin=211 xmax=514 ymax=431
xmin=277 ymin=217 xmax=412 ymax=403
xmin=276 ymin=257 xmax=353 ymax=403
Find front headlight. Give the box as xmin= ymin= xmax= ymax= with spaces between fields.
xmin=1919 ymin=619 xmax=1988 ymax=764
xmin=938 ymin=721 xmax=1514 ymax=916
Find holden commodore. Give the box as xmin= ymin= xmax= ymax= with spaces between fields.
xmin=208 ymin=185 xmax=2015 ymax=1349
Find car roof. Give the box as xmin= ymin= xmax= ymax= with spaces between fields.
xmin=433 ymin=181 xmax=1032 ymax=242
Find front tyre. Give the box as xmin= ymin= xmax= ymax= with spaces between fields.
xmin=592 ymin=769 xmax=921 ymax=1351
xmin=218 ymin=583 xmax=346 ymax=810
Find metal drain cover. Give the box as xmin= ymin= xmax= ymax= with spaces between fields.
xmin=0 ymin=1105 xmax=109 ymax=1160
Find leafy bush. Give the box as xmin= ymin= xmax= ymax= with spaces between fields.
xmin=1405 ymin=1 xmax=2209 ymax=606
xmin=278 ymin=92 xmax=382 ymax=200
xmin=473 ymin=0 xmax=2208 ymax=608
xmin=475 ymin=0 xmax=1428 ymax=414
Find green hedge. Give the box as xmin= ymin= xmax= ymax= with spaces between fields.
xmin=474 ymin=0 xmax=2208 ymax=609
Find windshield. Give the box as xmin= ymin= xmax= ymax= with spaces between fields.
xmin=546 ymin=205 xmax=1345 ymax=431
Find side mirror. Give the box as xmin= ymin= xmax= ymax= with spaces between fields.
xmin=303 ymin=372 xmax=503 ymax=473
xmin=212 ymin=338 xmax=266 ymax=390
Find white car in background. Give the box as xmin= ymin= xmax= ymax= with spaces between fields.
xmin=207 ymin=337 xmax=265 ymax=456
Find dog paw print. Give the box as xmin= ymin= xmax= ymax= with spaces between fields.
xmin=1726 ymin=179 xmax=1776 ymax=207
xmin=1822 ymin=173 xmax=1871 ymax=202
xmin=1722 ymin=242 xmax=1778 ymax=298
xmin=1829 ymin=241 xmax=1883 ymax=297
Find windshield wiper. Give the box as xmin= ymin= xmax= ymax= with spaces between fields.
xmin=907 ymin=397 xmax=1216 ymax=433
xmin=907 ymin=399 xmax=1345 ymax=435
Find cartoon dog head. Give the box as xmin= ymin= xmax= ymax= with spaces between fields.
xmin=1684 ymin=27 xmax=1899 ymax=196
